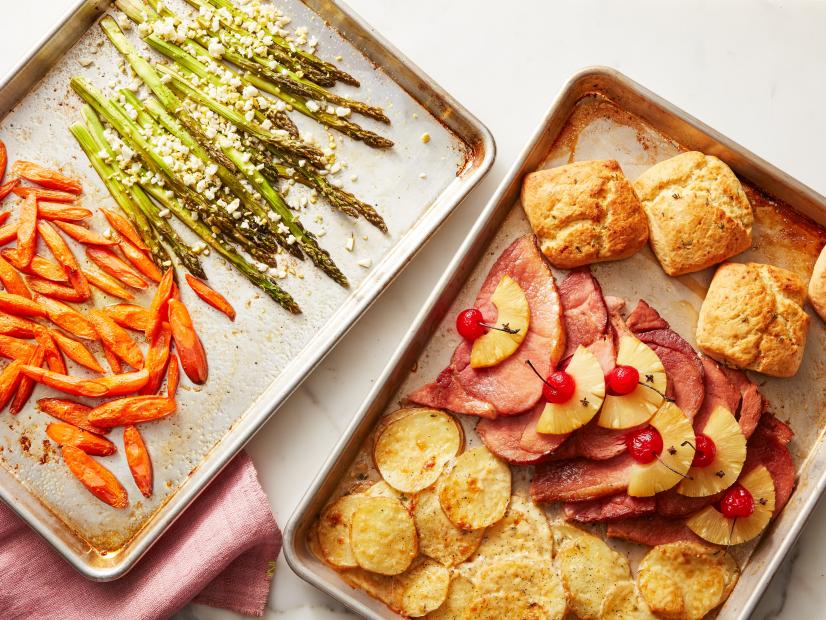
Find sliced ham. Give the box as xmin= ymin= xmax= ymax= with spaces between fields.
xmin=625 ymin=299 xmax=669 ymax=333
xmin=408 ymin=235 xmax=565 ymax=417
xmin=607 ymin=516 xmax=711 ymax=547
xmin=744 ymin=414 xmax=795 ymax=514
xmin=694 ymin=355 xmax=765 ymax=439
xmin=558 ymin=268 xmax=608 ymax=359
xmin=531 ymin=452 xmax=634 ymax=503
xmin=519 ymin=402 xmax=569 ymax=455
xmin=477 ymin=402 xmax=567 ymax=465
xmin=548 ymin=418 xmax=631 ymax=462
xmin=564 ymin=493 xmax=655 ymax=523
xmin=655 ymin=488 xmax=723 ymax=519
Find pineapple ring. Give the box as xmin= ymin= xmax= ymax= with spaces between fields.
xmin=598 ymin=336 xmax=667 ymax=429
xmin=687 ymin=465 xmax=775 ymax=545
xmin=470 ymin=275 xmax=530 ymax=369
xmin=677 ymin=406 xmax=747 ymax=497
xmin=537 ymin=345 xmax=605 ymax=434
xmin=627 ymin=402 xmax=696 ymax=497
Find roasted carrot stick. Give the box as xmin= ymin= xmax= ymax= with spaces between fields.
xmin=100 ymin=208 xmax=148 ymax=251
xmin=53 ymin=220 xmax=117 ymax=246
xmin=88 ymin=311 xmax=143 ymax=369
xmin=2 ymin=251 xmax=65 ymax=281
xmin=0 ymin=254 xmax=31 ymax=300
xmin=13 ymin=188 xmax=76 ymax=203
xmin=50 ymin=330 xmax=104 ymax=373
xmin=0 ymin=140 xmax=6 ymax=183
xmin=33 ymin=328 xmax=66 ymax=374
xmin=166 ymin=353 xmax=179 ymax=399
xmin=61 ymin=445 xmax=127 ymax=509
xmin=38 ymin=398 xmax=105 ymax=434
xmin=15 ymin=192 xmax=38 ymax=267
xmin=26 ymin=277 xmax=88 ymax=302
xmin=118 ymin=237 xmax=162 ymax=283
xmin=0 ymin=212 xmax=10 ymax=226
xmin=37 ymin=220 xmax=90 ymax=299
xmin=20 ymin=366 xmax=106 ymax=397
xmin=88 ymin=395 xmax=176 ymax=428
xmin=0 ymin=179 xmax=20 ymax=201
xmin=85 ymin=247 xmax=147 ymax=290
xmin=123 ymin=425 xmax=152 ymax=497
xmin=82 ymin=268 xmax=134 ymax=301
xmin=0 ymin=312 xmax=37 ymax=338
xmin=104 ymin=303 xmax=150 ymax=332
xmin=0 ymin=359 xmax=25 ymax=410
xmin=94 ymin=369 xmax=150 ymax=397
xmin=47 ymin=422 xmax=115 ymax=456
xmin=34 ymin=294 xmax=97 ymax=339
xmin=140 ymin=322 xmax=171 ymax=396
xmin=0 ymin=292 xmax=46 ymax=318
xmin=37 ymin=202 xmax=92 ymax=219
xmin=100 ymin=340 xmax=123 ymax=374
xmin=185 ymin=275 xmax=236 ymax=320
xmin=147 ymin=268 xmax=174 ymax=340
xmin=10 ymin=345 xmax=44 ymax=415
xmin=168 ymin=299 xmax=207 ymax=385
xmin=0 ymin=223 xmax=17 ymax=245
xmin=11 ymin=161 xmax=82 ymax=194
xmin=0 ymin=334 xmax=36 ymax=360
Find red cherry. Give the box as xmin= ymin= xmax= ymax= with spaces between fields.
xmin=456 ymin=308 xmax=486 ymax=340
xmin=691 ymin=434 xmax=717 ymax=468
xmin=625 ymin=426 xmax=664 ymax=464
xmin=606 ymin=365 xmax=640 ymax=396
xmin=720 ymin=484 xmax=755 ymax=519
xmin=543 ymin=370 xmax=576 ymax=404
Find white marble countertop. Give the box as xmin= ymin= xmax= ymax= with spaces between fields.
xmin=3 ymin=1 xmax=826 ymax=618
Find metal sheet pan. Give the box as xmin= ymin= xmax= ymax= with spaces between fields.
xmin=284 ymin=66 xmax=826 ymax=620
xmin=0 ymin=0 xmax=494 ymax=580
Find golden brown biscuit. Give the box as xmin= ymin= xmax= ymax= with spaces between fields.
xmin=633 ymin=152 xmax=752 ymax=276
xmin=521 ymin=160 xmax=648 ymax=268
xmin=808 ymin=244 xmax=826 ymax=321
xmin=696 ymin=262 xmax=809 ymax=377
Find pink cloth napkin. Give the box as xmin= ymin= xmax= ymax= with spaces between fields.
xmin=0 ymin=451 xmax=281 ymax=619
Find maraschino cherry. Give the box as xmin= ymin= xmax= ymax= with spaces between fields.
xmin=456 ymin=308 xmax=487 ymax=340
xmin=720 ymin=484 xmax=754 ymax=519
xmin=626 ymin=426 xmax=663 ymax=464
xmin=606 ymin=365 xmax=640 ymax=396
xmin=525 ymin=360 xmax=576 ymax=404
xmin=691 ymin=434 xmax=717 ymax=468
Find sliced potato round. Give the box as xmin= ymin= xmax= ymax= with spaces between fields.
xmin=549 ymin=522 xmax=589 ymax=558
xmin=364 ymin=479 xmax=413 ymax=507
xmin=391 ymin=557 xmax=450 ymax=617
xmin=555 ymin=529 xmax=632 ymax=620
xmin=414 ymin=486 xmax=485 ymax=566
xmin=600 ymin=582 xmax=658 ymax=620
xmin=475 ymin=558 xmax=566 ymax=620
xmin=427 ymin=575 xmax=478 ymax=620
xmin=638 ymin=542 xmax=739 ymax=620
xmin=339 ymin=567 xmax=396 ymax=607
xmin=374 ymin=408 xmax=464 ymax=493
xmin=472 ymin=495 xmax=552 ymax=561
xmin=350 ymin=496 xmax=418 ymax=575
xmin=438 ymin=446 xmax=512 ymax=530
xmin=463 ymin=592 xmax=551 ymax=620
xmin=317 ymin=494 xmax=366 ymax=568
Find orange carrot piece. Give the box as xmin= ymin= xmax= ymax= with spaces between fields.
xmin=85 ymin=247 xmax=147 ymax=290
xmin=101 ymin=340 xmax=123 ymax=374
xmin=140 ymin=322 xmax=171 ymax=396
xmin=82 ymin=268 xmax=134 ymax=301
xmin=94 ymin=369 xmax=150 ymax=397
xmin=0 ymin=140 xmax=6 ymax=183
xmin=166 ymin=353 xmax=179 ymax=399
xmin=34 ymin=328 xmax=66 ymax=374
xmin=0 ymin=223 xmax=17 ymax=245
xmin=37 ymin=220 xmax=90 ymax=299
xmin=47 ymin=422 xmax=116 ymax=456
xmin=185 ymin=275 xmax=236 ymax=320
xmin=34 ymin=294 xmax=97 ymax=340
xmin=20 ymin=365 xmax=107 ymax=397
xmin=15 ymin=192 xmax=38 ymax=267
xmin=168 ymin=298 xmax=207 ymax=385
xmin=14 ymin=188 xmax=76 ymax=203
xmin=2 ymin=251 xmax=65 ymax=281
xmin=123 ymin=425 xmax=152 ymax=497
xmin=118 ymin=237 xmax=162 ymax=283
xmin=53 ymin=220 xmax=117 ymax=246
xmin=88 ymin=395 xmax=175 ymax=428
xmin=61 ymin=445 xmax=127 ymax=508
xmin=26 ymin=277 xmax=88 ymax=302
xmin=0 ymin=292 xmax=46 ymax=318
xmin=0 ymin=254 xmax=31 ymax=299
xmin=11 ymin=161 xmax=82 ymax=194
xmin=37 ymin=202 xmax=91 ymax=218
xmin=50 ymin=330 xmax=104 ymax=373
xmin=147 ymin=268 xmax=174 ymax=340
xmin=0 ymin=212 xmax=10 ymax=226
xmin=0 ymin=312 xmax=37 ymax=338
xmin=101 ymin=208 xmax=148 ymax=251
xmin=0 ymin=334 xmax=37 ymax=360
xmin=0 ymin=359 xmax=25 ymax=410
xmin=88 ymin=311 xmax=143 ymax=369
xmin=0 ymin=179 xmax=20 ymax=201
xmin=104 ymin=303 xmax=150 ymax=332
xmin=10 ymin=345 xmax=44 ymax=414
xmin=38 ymin=399 xmax=105 ymax=434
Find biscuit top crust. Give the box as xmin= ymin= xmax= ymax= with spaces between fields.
xmin=521 ymin=159 xmax=648 ymax=268
xmin=696 ymin=262 xmax=809 ymax=377
xmin=808 ymin=244 xmax=826 ymax=321
xmin=633 ymin=151 xmax=753 ymax=276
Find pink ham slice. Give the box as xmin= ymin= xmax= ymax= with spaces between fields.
xmin=694 ymin=355 xmax=765 ymax=439
xmin=607 ymin=516 xmax=711 ymax=547
xmin=744 ymin=414 xmax=795 ymax=514
xmin=531 ymin=452 xmax=635 ymax=503
xmin=655 ymin=488 xmax=724 ymax=519
xmin=477 ymin=414 xmax=550 ymax=465
xmin=408 ymin=235 xmax=564 ymax=417
xmin=564 ymin=493 xmax=655 ymax=523
xmin=548 ymin=419 xmax=631 ymax=462
xmin=558 ymin=268 xmax=608 ymax=359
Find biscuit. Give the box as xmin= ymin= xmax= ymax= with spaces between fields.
xmin=521 ymin=160 xmax=648 ymax=268
xmin=808 ymin=244 xmax=826 ymax=321
xmin=696 ymin=262 xmax=809 ymax=377
xmin=633 ymin=152 xmax=752 ymax=276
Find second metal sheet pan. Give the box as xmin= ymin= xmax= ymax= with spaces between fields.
xmin=0 ymin=0 xmax=494 ymax=579
xmin=284 ymin=67 xmax=826 ymax=619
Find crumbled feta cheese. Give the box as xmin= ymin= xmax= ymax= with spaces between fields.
xmin=350 ymin=174 xmax=358 ymax=182
xmin=260 ymin=118 xmax=273 ymax=130
xmin=77 ymin=57 xmax=93 ymax=68
xmin=225 ymin=198 xmax=241 ymax=214
xmin=345 ymin=234 xmax=354 ymax=252
xmin=158 ymin=208 xmax=170 ymax=218
xmin=306 ymin=100 xmax=320 ymax=113
xmin=208 ymin=39 xmax=226 ymax=58
xmin=419 ymin=172 xmax=428 ymax=179
xmin=357 ymin=258 xmax=372 ymax=269
xmin=335 ymin=106 xmax=351 ymax=118
xmin=242 ymin=84 xmax=259 ymax=99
